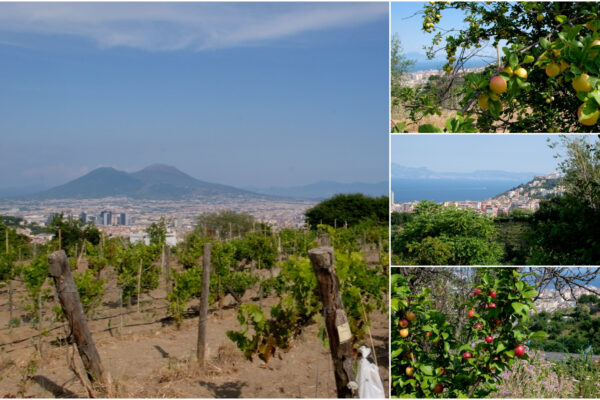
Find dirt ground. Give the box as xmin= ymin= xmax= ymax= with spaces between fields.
xmin=0 ymin=280 xmax=389 ymax=398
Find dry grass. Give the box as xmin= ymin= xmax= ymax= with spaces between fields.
xmin=391 ymin=104 xmax=457 ymax=133
xmin=153 ymin=342 xmax=243 ymax=392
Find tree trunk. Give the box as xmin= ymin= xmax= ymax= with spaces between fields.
xmin=308 ymin=246 xmax=356 ymax=398
xmin=48 ymin=250 xmax=110 ymax=393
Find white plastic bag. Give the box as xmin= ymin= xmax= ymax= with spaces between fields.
xmin=357 ymin=346 xmax=385 ymax=398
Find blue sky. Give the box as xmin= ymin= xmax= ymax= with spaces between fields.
xmin=392 ymin=135 xmax=563 ymax=174
xmin=0 ymin=2 xmax=388 ymax=189
xmin=391 ymin=1 xmax=500 ymax=59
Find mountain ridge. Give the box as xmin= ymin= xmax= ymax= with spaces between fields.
xmin=391 ymin=163 xmax=547 ymax=182
xmin=22 ymin=165 xmax=257 ymax=200
xmin=10 ymin=165 xmax=384 ymax=201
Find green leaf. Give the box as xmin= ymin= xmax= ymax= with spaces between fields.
xmin=496 ymin=342 xmax=506 ymax=353
xmin=539 ymin=37 xmax=550 ymax=49
xmin=509 ymin=54 xmax=518 ymax=70
xmin=391 ymin=348 xmax=404 ymax=359
xmin=511 ymin=302 xmax=529 ymax=317
xmin=529 ymin=330 xmax=548 ymax=340
xmin=555 ymin=14 xmax=567 ymax=23
xmin=391 ymin=298 xmax=399 ymax=313
xmin=418 ymin=124 xmax=444 ymax=133
xmin=580 ymin=100 xmax=599 ymax=120
xmin=488 ymin=99 xmax=501 ymax=119
xmin=591 ymin=91 xmax=600 ymax=107
xmin=420 ymin=365 xmax=434 ymax=376
xmin=459 ymin=344 xmax=474 ymax=352
xmin=522 ymin=55 xmax=535 ymax=64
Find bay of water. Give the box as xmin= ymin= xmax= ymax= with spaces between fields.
xmin=409 ymin=58 xmax=489 ymax=73
xmin=392 ymin=178 xmax=524 ymax=202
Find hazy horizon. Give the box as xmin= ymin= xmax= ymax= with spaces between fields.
xmin=0 ymin=163 xmax=389 ymax=195
xmin=0 ymin=2 xmax=388 ymax=190
xmin=392 ymin=135 xmax=561 ymax=175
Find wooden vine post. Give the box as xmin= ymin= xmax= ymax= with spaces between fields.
xmin=197 ymin=242 xmax=211 ymax=367
xmin=308 ymin=246 xmax=356 ymax=398
xmin=48 ymin=250 xmax=110 ymax=393
xmin=6 ymin=229 xmax=13 ymax=325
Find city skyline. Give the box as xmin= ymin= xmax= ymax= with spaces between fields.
xmin=0 ymin=2 xmax=388 ymax=190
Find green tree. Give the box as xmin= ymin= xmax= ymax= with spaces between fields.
xmin=395 ymin=2 xmax=600 ymax=132
xmin=391 ymin=33 xmax=416 ymax=98
xmin=145 ymin=217 xmax=168 ymax=246
xmin=47 ymin=213 xmax=100 ymax=253
xmin=525 ymin=136 xmax=600 ymax=264
xmin=392 ymin=201 xmax=503 ymax=265
xmin=579 ymin=294 xmax=599 ymax=304
xmin=305 ymin=194 xmax=388 ymax=229
xmin=392 ymin=268 xmax=544 ymax=398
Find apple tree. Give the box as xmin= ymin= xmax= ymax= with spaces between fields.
xmin=391 ymin=268 xmax=546 ymax=397
xmin=393 ymin=1 xmax=600 ymax=132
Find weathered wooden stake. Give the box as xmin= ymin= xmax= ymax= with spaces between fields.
xmin=137 ymin=259 xmax=142 ymax=313
xmin=8 ymin=282 xmax=12 ymax=325
xmin=308 ymin=246 xmax=356 ymax=398
xmin=6 ymin=230 xmax=12 ymax=325
xmin=119 ymin=288 xmax=124 ymax=336
xmin=197 ymin=242 xmax=211 ymax=366
xmin=48 ymin=250 xmax=110 ymax=392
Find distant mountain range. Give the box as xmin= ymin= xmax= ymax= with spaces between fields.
xmin=244 ymin=181 xmax=388 ymax=200
xmin=21 ymin=164 xmax=258 ymax=200
xmin=3 ymin=164 xmax=384 ymax=201
xmin=391 ymin=164 xmax=545 ymax=182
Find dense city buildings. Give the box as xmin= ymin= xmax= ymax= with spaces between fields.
xmin=536 ymin=286 xmax=600 ymax=313
xmin=392 ymin=173 xmax=564 ymax=217
xmin=0 ymin=195 xmax=314 ymax=245
xmin=401 ymin=66 xmax=486 ymax=88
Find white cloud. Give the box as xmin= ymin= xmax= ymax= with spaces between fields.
xmin=0 ymin=3 xmax=387 ymax=51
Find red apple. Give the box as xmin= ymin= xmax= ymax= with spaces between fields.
xmin=463 ymin=352 xmax=472 ymax=360
xmin=399 ymin=319 xmax=409 ymax=328
xmin=515 ymin=345 xmax=526 ymax=357
xmin=474 ymin=323 xmax=483 ymax=329
xmin=490 ymin=291 xmax=497 ymax=298
xmin=434 ymin=384 xmax=444 ymax=394
xmin=495 ymin=320 xmax=502 ymax=326
xmin=474 ymin=288 xmax=482 ymax=296
xmin=489 ymin=303 xmax=497 ymax=308
xmin=485 ymin=336 xmax=494 ymax=344
xmin=468 ymin=309 xmax=476 ymax=318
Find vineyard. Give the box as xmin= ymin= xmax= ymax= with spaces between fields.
xmin=0 ymin=205 xmax=389 ymax=398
